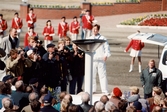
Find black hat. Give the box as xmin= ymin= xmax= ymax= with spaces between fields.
xmin=46 ymin=43 xmax=55 ymax=48
xmin=2 ymin=75 xmax=14 ymax=82
xmin=0 ymin=14 xmax=3 ymax=17
xmin=29 ymin=78 xmax=38 ymax=84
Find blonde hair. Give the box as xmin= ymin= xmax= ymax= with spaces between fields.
xmin=154 ymin=95 xmax=163 ymax=105
xmin=28 ymin=36 xmax=35 ymax=42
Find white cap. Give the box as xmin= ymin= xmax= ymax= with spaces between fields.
xmin=26 ymin=50 xmax=33 ymax=56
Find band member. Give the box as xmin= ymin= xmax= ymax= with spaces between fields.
xmin=0 ymin=14 xmax=8 ymax=38
xmin=42 ymin=20 xmax=55 ymax=50
xmin=70 ymin=16 xmax=80 ymax=40
xmin=82 ymin=10 xmax=95 ymax=39
xmin=57 ymin=16 xmax=69 ymax=40
xmin=26 ymin=8 xmax=37 ymax=30
xmin=24 ymin=27 xmax=38 ymax=47
xmin=125 ymin=31 xmax=144 ymax=73
xmin=11 ymin=12 xmax=23 ymax=38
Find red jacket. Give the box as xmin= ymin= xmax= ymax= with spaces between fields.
xmin=42 ymin=26 xmax=54 ymax=41
xmin=57 ymin=22 xmax=69 ymax=38
xmin=70 ymin=21 xmax=80 ymax=34
xmin=24 ymin=32 xmax=38 ymax=47
xmin=11 ymin=17 xmax=23 ymax=29
xmin=82 ymin=15 xmax=94 ymax=30
xmin=26 ymin=13 xmax=37 ymax=27
xmin=125 ymin=39 xmax=144 ymax=52
xmin=0 ymin=19 xmax=8 ymax=35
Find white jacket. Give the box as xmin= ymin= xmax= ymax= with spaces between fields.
xmin=89 ymin=34 xmax=111 ymax=61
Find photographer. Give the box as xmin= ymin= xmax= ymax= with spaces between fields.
xmin=6 ymin=49 xmax=32 ymax=77
xmin=42 ymin=44 xmax=61 ymax=90
xmin=69 ymin=44 xmax=85 ymax=94
xmin=23 ymin=49 xmax=42 ymax=85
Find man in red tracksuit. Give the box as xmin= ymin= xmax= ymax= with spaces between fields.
xmin=82 ymin=10 xmax=94 ymax=39
xmin=0 ymin=14 xmax=8 ymax=38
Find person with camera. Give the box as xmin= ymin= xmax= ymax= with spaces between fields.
xmin=23 ymin=49 xmax=42 ymax=85
xmin=6 ymin=49 xmax=32 ymax=78
xmin=57 ymin=40 xmax=72 ymax=92
xmin=69 ymin=43 xmax=85 ymax=94
xmin=42 ymin=44 xmax=61 ymax=92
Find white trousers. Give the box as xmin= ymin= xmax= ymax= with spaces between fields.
xmin=83 ymin=29 xmax=92 ymax=39
xmin=93 ymin=60 xmax=108 ymax=93
xmin=71 ymin=33 xmax=78 ymax=40
xmin=44 ymin=40 xmax=52 ymax=50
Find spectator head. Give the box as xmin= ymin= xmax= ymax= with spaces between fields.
xmin=40 ymin=86 xmax=48 ymax=95
xmin=160 ymin=99 xmax=167 ymax=108
xmin=100 ymin=95 xmax=109 ymax=104
xmin=61 ymin=98 xmax=70 ymax=112
xmin=10 ymin=49 xmax=18 ymax=59
xmin=113 ymin=109 xmax=121 ymax=112
xmin=64 ymin=36 xmax=71 ymax=46
xmin=129 ymin=86 xmax=139 ymax=95
xmin=64 ymin=94 xmax=73 ymax=104
xmin=2 ymin=75 xmax=14 ymax=84
xmin=126 ymin=106 xmax=136 ymax=112
xmin=9 ymin=28 xmax=17 ymax=38
xmin=30 ymin=99 xmax=41 ymax=112
xmin=154 ymin=95 xmax=163 ymax=106
xmin=105 ymin=101 xmax=116 ymax=112
xmin=4 ymin=83 xmax=12 ymax=95
xmin=152 ymin=86 xmax=162 ymax=96
xmin=27 ymin=49 xmax=34 ymax=58
xmin=152 ymin=106 xmax=162 ymax=112
xmin=95 ymin=101 xmax=104 ymax=112
xmin=36 ymin=40 xmax=43 ymax=47
xmin=15 ymin=80 xmax=24 ymax=91
xmin=28 ymin=36 xmax=36 ymax=47
xmin=26 ymin=85 xmax=33 ymax=93
xmin=59 ymin=91 xmax=67 ymax=102
xmin=133 ymin=101 xmax=142 ymax=111
xmin=47 ymin=43 xmax=55 ymax=52
xmin=29 ymin=92 xmax=39 ymax=103
xmin=148 ymin=59 xmax=156 ymax=69
xmin=0 ymin=81 xmax=6 ymax=94
xmin=29 ymin=78 xmax=38 ymax=87
xmin=81 ymin=92 xmax=90 ymax=103
xmin=111 ymin=87 xmax=122 ymax=98
xmin=2 ymin=97 xmax=13 ymax=110
xmin=43 ymin=94 xmax=53 ymax=106
xmin=68 ymin=104 xmax=79 ymax=112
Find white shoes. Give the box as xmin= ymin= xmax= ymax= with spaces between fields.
xmin=129 ymin=65 xmax=142 ymax=73
xmin=129 ymin=65 xmax=133 ymax=72
xmin=139 ymin=65 xmax=142 ymax=73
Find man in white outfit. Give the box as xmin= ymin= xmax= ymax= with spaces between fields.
xmin=88 ymin=24 xmax=111 ymax=94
